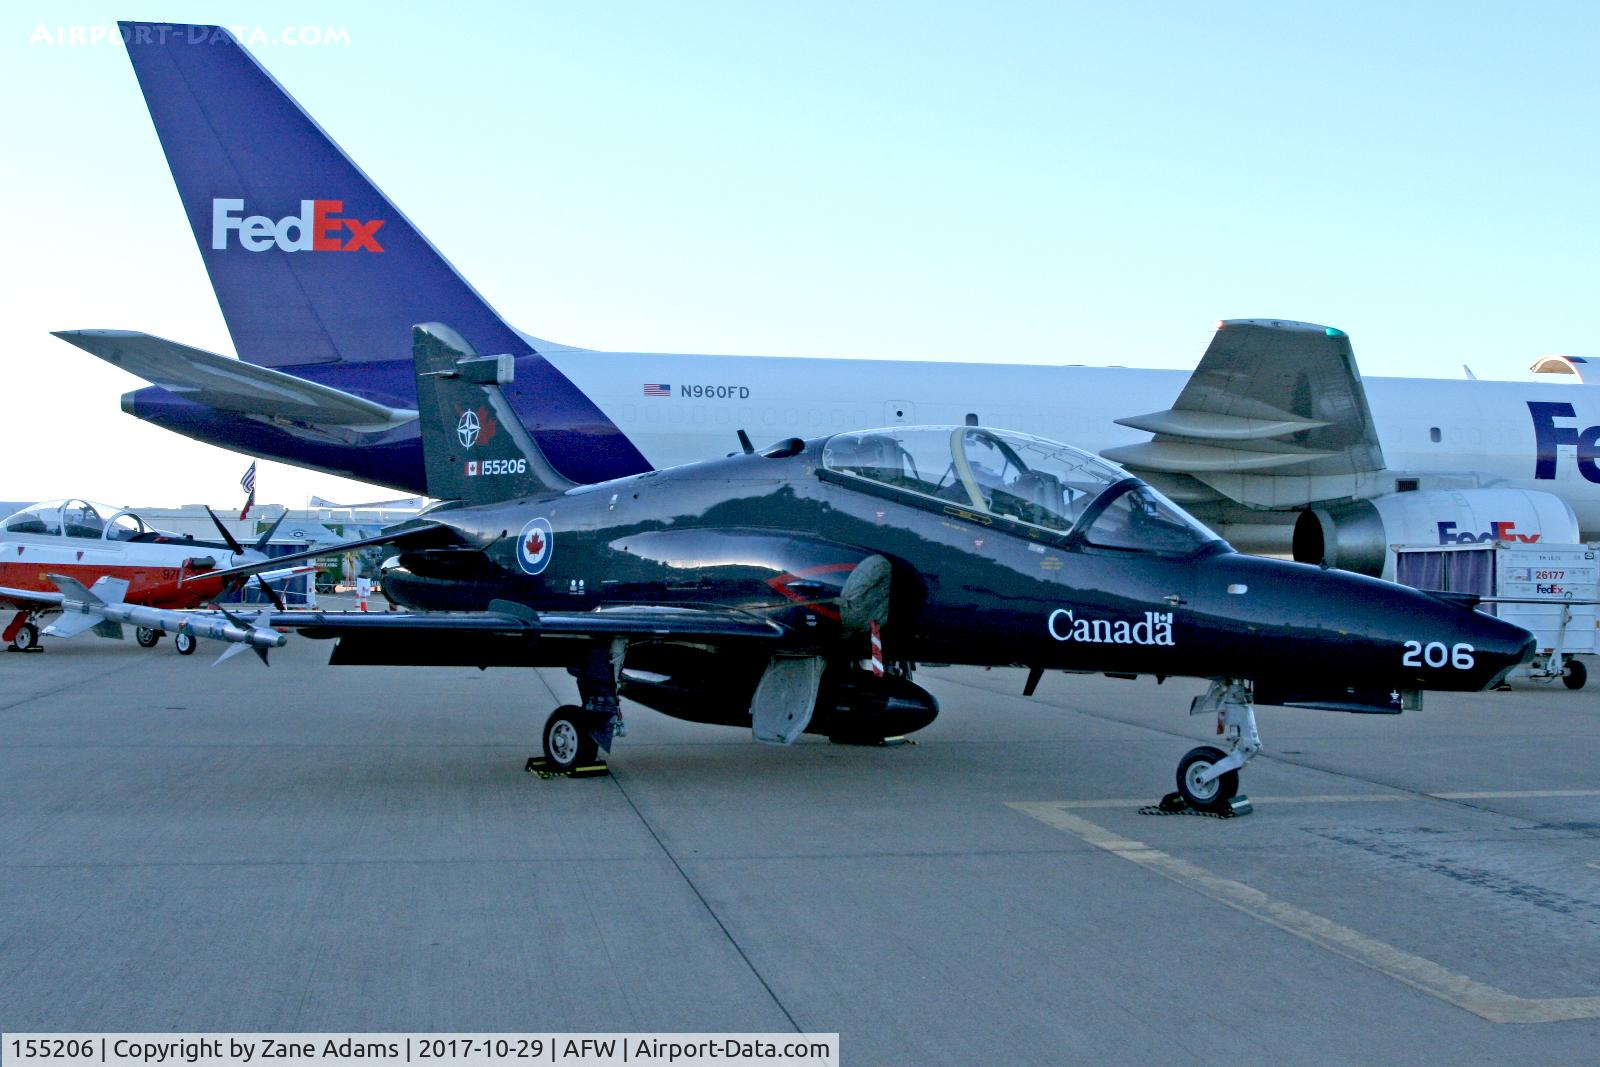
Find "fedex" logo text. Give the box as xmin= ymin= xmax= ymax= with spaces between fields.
xmin=1437 ymin=520 xmax=1540 ymax=545
xmin=211 ymin=198 xmax=385 ymax=253
xmin=1529 ymin=401 xmax=1600 ymax=483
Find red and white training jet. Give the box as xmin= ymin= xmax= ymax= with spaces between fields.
xmin=0 ymin=498 xmax=308 ymax=655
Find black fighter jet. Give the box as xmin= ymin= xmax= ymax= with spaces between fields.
xmin=206 ymin=324 xmax=1535 ymax=810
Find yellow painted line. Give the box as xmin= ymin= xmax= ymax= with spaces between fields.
xmin=1430 ymin=790 xmax=1600 ymax=800
xmin=1041 ymin=794 xmax=1411 ymax=808
xmin=1009 ymin=801 xmax=1600 ymax=1024
xmin=1032 ymin=789 xmax=1600 ymax=811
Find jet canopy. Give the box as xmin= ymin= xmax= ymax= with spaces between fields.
xmin=821 ymin=426 xmax=1220 ymax=553
xmin=1 ymin=499 xmax=160 ymax=542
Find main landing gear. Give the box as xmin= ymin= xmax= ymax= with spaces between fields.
xmin=1169 ymin=680 xmax=1259 ymax=816
xmin=135 ymin=626 xmax=162 ymax=648
xmin=7 ymin=619 xmax=40 ymax=652
xmin=531 ymin=642 xmax=626 ymax=778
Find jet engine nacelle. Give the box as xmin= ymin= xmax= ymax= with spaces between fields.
xmin=1294 ymin=489 xmax=1579 ymax=579
xmin=620 ymin=642 xmax=939 ymax=740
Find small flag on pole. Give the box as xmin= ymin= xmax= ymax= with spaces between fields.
xmin=239 ymin=461 xmax=257 ymax=521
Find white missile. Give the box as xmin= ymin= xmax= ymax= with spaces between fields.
xmin=43 ymin=574 xmax=284 ymax=660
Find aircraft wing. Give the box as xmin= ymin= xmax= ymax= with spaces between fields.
xmin=1101 ymin=319 xmax=1388 ymax=509
xmin=271 ymin=603 xmax=786 ymax=667
xmin=274 ymin=604 xmax=785 ymax=640
xmin=52 ymin=330 xmax=417 ymax=432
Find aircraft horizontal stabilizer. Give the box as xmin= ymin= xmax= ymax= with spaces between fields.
xmin=1103 ymin=320 xmax=1387 ymax=509
xmin=52 ymin=330 xmax=417 ymax=432
xmin=182 ymin=522 xmax=446 ymax=585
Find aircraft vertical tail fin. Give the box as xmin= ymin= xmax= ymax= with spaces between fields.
xmin=119 ymin=21 xmax=533 ymax=370
xmin=412 ymin=324 xmax=575 ymax=504
xmin=116 ymin=21 xmax=652 ymax=485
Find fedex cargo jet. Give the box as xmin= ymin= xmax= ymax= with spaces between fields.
xmin=56 ymin=22 xmax=1600 ymax=576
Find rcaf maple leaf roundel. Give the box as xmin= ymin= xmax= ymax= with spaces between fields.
xmin=516 ymin=517 xmax=554 ymax=575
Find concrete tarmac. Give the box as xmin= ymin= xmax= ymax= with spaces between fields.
xmin=3 ymin=623 xmax=1600 ymax=1065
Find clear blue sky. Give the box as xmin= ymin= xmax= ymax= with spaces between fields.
xmin=3 ymin=2 xmax=1597 ymax=505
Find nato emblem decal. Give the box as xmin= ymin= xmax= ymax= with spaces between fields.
xmin=516 ymin=517 xmax=554 ymax=575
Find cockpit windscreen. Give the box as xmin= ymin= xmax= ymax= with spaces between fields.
xmin=821 ymin=426 xmax=1219 ymax=552
xmin=1 ymin=500 xmax=156 ymax=541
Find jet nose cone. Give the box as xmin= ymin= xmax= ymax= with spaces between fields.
xmin=1507 ymin=629 xmax=1538 ymax=674
xmin=1459 ymin=606 xmax=1537 ymax=689
xmin=1199 ymin=553 xmax=1539 ymax=695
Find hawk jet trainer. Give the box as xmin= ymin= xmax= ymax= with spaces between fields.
xmin=204 ymin=323 xmax=1536 ymax=810
xmin=53 ymin=21 xmax=1600 ymax=575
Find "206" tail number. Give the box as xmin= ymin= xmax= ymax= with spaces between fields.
xmin=1402 ymin=641 xmax=1474 ymax=669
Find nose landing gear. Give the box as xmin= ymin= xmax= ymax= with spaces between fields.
xmin=1177 ymin=746 xmax=1238 ymax=810
xmin=1170 ymin=680 xmax=1258 ymax=815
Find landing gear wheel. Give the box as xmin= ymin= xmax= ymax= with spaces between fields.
xmin=1177 ymin=745 xmax=1239 ymax=813
xmin=1564 ymin=659 xmax=1588 ymax=690
xmin=174 ymin=632 xmax=198 ymax=656
xmin=543 ymin=705 xmax=598 ymax=773
xmin=10 ymin=621 xmax=39 ymax=652
xmin=136 ymin=627 xmax=162 ymax=649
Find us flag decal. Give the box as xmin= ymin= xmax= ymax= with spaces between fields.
xmin=643 ymin=383 xmax=671 ymax=397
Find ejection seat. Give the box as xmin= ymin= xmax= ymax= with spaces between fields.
xmin=1005 ymin=469 xmax=1067 ymax=529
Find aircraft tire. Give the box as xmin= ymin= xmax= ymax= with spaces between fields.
xmin=10 ymin=621 xmax=39 ymax=652
xmin=136 ymin=627 xmax=162 ymax=648
xmin=1176 ymin=745 xmax=1238 ymax=812
xmin=174 ymin=632 xmax=198 ymax=656
xmin=1564 ymin=659 xmax=1587 ymax=691
xmin=543 ymin=706 xmax=598 ymax=773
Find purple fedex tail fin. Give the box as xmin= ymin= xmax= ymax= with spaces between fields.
xmin=119 ymin=21 xmax=649 ymax=483
xmin=120 ymin=21 xmax=519 ymax=368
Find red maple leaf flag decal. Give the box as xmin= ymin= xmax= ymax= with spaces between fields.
xmin=475 ymin=406 xmax=498 ymax=446
xmin=525 ymin=531 xmax=545 ymax=557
